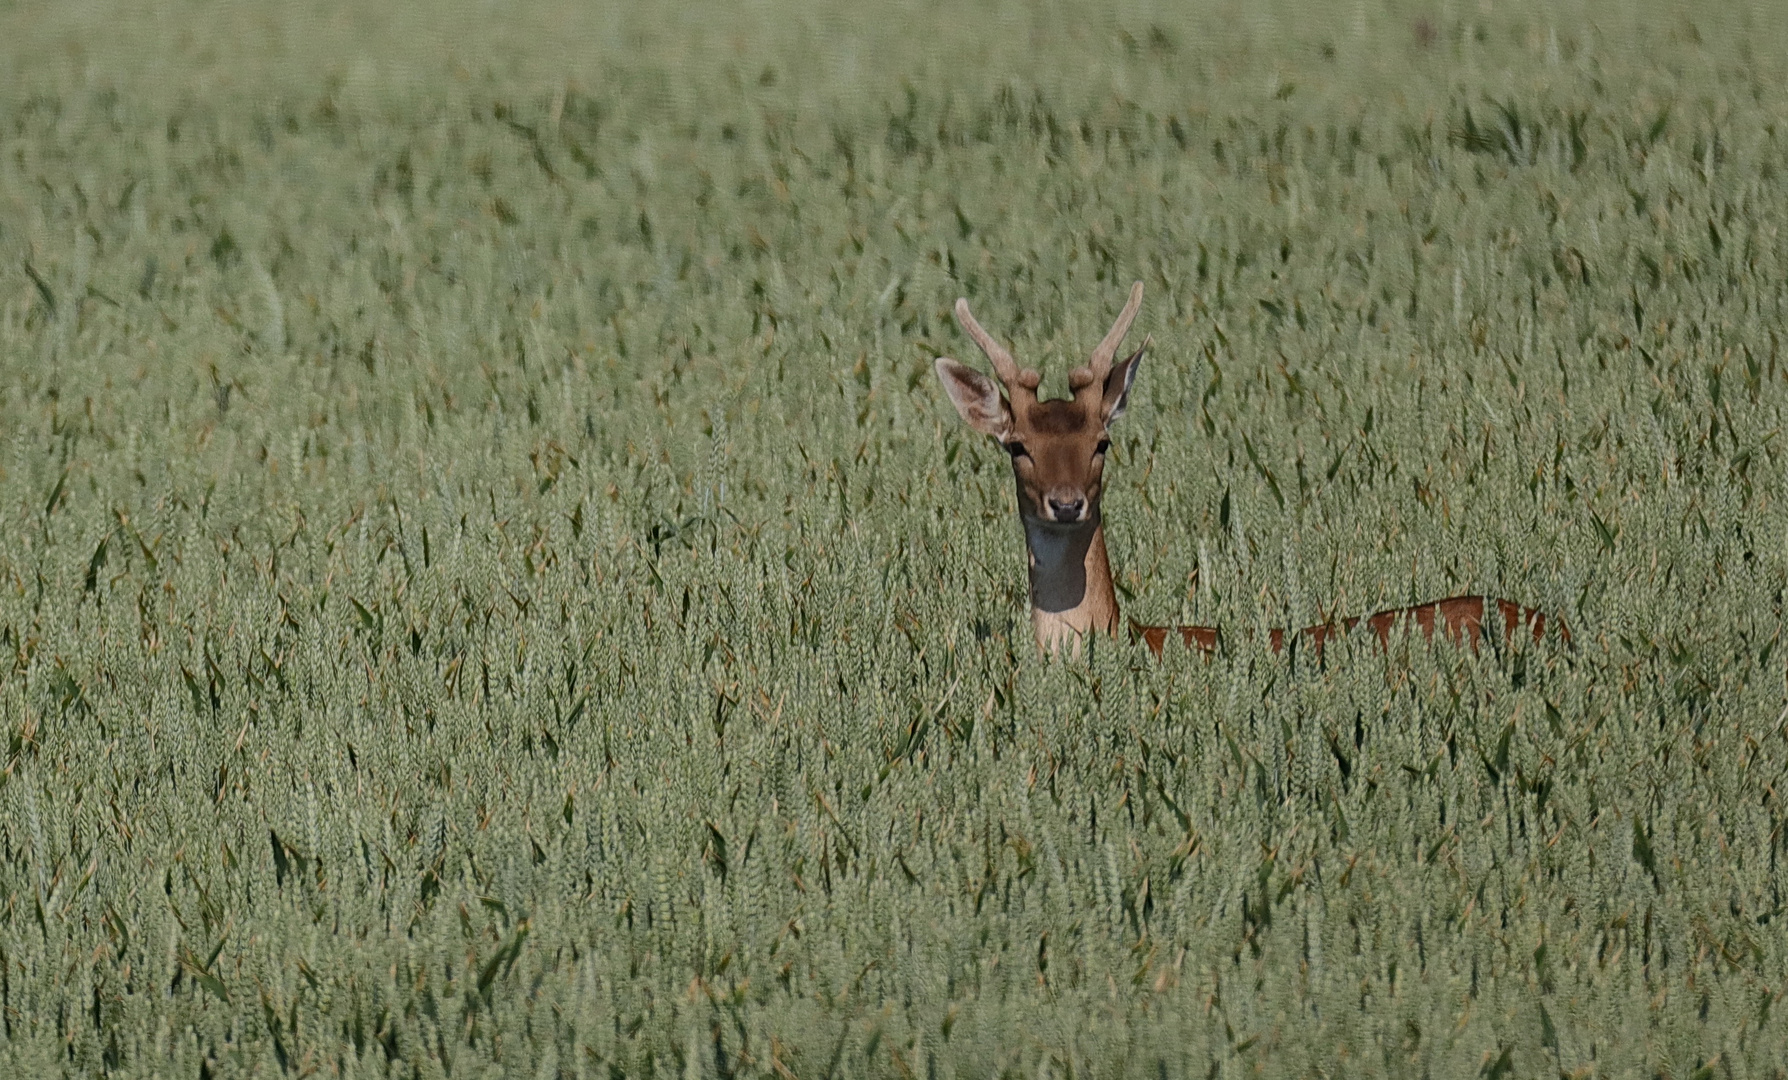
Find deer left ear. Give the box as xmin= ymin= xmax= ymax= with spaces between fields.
xmin=1101 ymin=343 xmax=1145 ymax=423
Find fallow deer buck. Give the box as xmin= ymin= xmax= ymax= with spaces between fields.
xmin=934 ymin=281 xmax=1567 ymax=658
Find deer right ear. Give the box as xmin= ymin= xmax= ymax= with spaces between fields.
xmin=935 ymin=358 xmax=1012 ymax=440
xmin=1100 ymin=342 xmax=1145 ymax=424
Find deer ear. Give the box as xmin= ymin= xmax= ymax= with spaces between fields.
xmin=935 ymin=358 xmax=1013 ymax=439
xmin=1101 ymin=344 xmax=1145 ymax=423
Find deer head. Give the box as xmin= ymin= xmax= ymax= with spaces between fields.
xmin=934 ymin=282 xmax=1147 ymax=650
xmin=934 ymin=281 xmax=1146 ymax=526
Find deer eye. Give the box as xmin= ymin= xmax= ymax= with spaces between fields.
xmin=1094 ymin=439 xmax=1111 ymax=457
xmin=1005 ymin=441 xmax=1029 ymax=459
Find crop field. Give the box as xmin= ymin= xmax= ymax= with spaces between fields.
xmin=4 ymin=0 xmax=1788 ymax=1076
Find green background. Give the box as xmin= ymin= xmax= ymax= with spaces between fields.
xmin=2 ymin=1 xmax=1786 ymax=1075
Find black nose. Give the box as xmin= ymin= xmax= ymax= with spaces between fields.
xmin=1048 ymin=497 xmax=1085 ymax=521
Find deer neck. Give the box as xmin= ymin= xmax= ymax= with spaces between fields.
xmin=1021 ymin=511 xmax=1120 ymax=653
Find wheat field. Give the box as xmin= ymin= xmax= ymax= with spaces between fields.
xmin=2 ymin=1 xmax=1787 ymax=1076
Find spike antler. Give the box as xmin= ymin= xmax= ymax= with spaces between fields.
xmin=954 ymin=298 xmax=1041 ymax=402
xmin=1068 ymin=280 xmax=1144 ymax=397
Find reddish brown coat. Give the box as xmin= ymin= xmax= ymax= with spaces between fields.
xmin=1132 ymin=596 xmax=1568 ymax=659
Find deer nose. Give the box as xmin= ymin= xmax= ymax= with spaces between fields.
xmin=1047 ymin=496 xmax=1086 ymax=522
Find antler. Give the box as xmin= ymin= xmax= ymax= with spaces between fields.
xmin=1068 ymin=280 xmax=1144 ymax=395
xmin=954 ymin=298 xmax=1041 ymax=398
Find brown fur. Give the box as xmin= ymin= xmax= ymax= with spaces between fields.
xmin=1131 ymin=596 xmax=1570 ymax=659
xmin=1027 ymin=402 xmax=1089 ymax=434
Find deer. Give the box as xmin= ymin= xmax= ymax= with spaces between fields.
xmin=933 ymin=281 xmax=1567 ymax=658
